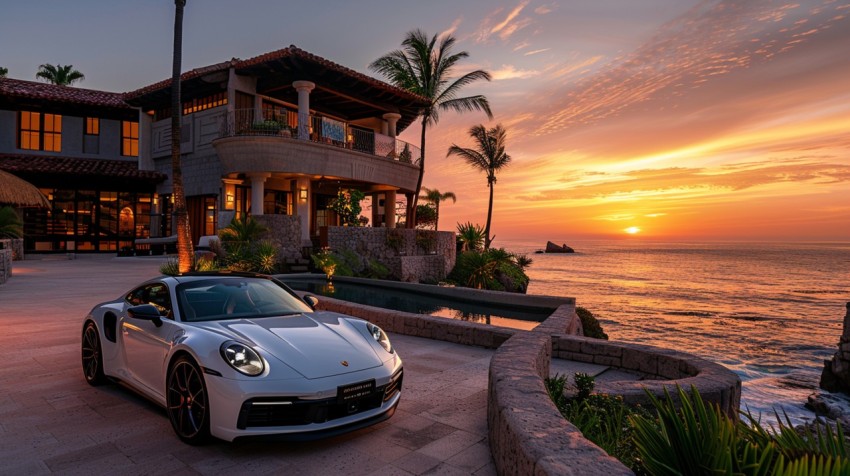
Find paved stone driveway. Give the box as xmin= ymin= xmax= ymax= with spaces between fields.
xmin=0 ymin=256 xmax=496 ymax=475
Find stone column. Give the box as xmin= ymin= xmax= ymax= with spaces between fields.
xmin=383 ymin=113 xmax=401 ymax=138
xmin=295 ymin=177 xmax=312 ymax=246
xmin=293 ymin=80 xmax=315 ymax=140
xmin=820 ymin=302 xmax=850 ymax=394
xmin=384 ymin=190 xmax=396 ymax=229
xmin=249 ymin=173 xmax=270 ymax=216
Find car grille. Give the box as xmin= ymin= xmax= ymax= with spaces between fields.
xmin=237 ymin=369 xmax=403 ymax=429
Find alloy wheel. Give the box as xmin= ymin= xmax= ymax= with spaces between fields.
xmin=167 ymin=357 xmax=211 ymax=444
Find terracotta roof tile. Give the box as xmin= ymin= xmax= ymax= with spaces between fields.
xmin=0 ymin=154 xmax=166 ymax=182
xmin=124 ymin=46 xmax=428 ymax=105
xmin=123 ymin=60 xmax=236 ymax=101
xmin=236 ymin=46 xmax=429 ymax=104
xmin=0 ymin=78 xmax=131 ymax=109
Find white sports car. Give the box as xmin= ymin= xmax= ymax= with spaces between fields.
xmin=81 ymin=272 xmax=402 ymax=444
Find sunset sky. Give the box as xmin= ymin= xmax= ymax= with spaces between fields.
xmin=2 ymin=0 xmax=848 ymax=241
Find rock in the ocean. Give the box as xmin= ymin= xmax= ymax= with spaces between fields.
xmin=820 ymin=302 xmax=850 ymax=394
xmin=545 ymin=241 xmax=575 ymax=253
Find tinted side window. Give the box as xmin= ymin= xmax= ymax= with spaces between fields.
xmin=125 ymin=283 xmax=174 ymax=319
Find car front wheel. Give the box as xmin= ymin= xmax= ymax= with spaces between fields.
xmin=166 ymin=355 xmax=211 ymax=444
xmin=81 ymin=321 xmax=107 ymax=386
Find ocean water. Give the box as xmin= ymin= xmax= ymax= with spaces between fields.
xmin=502 ymin=239 xmax=850 ymax=423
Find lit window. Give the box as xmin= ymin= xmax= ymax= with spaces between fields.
xmin=122 ymin=121 xmax=139 ymax=156
xmin=18 ymin=111 xmax=62 ymax=152
xmin=86 ymin=117 xmax=100 ymax=135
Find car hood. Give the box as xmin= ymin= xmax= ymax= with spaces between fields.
xmin=199 ymin=312 xmax=383 ymax=379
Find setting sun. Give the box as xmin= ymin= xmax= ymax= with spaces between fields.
xmin=625 ymin=227 xmax=641 ymax=234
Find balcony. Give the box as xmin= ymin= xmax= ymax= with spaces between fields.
xmin=212 ymin=108 xmax=421 ymax=192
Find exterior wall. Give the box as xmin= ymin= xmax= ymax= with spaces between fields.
xmin=153 ymin=152 xmax=222 ymax=196
xmin=0 ymin=248 xmax=10 ymax=284
xmin=252 ymin=214 xmax=303 ymax=261
xmin=0 ymin=110 xmax=16 ymax=151
xmin=326 ymin=227 xmax=456 ymax=282
xmin=0 ymin=110 xmax=126 ymax=160
xmin=213 ymin=136 xmax=420 ymax=193
xmin=150 ymin=107 xmax=226 ymax=159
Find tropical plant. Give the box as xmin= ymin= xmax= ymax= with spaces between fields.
xmin=35 ymin=64 xmax=85 ymax=86
xmin=0 ymin=67 xmax=8 ymax=78
xmin=169 ymin=0 xmax=193 ymax=273
xmin=546 ymin=373 xmax=651 ymax=470
xmin=447 ymin=124 xmax=512 ymax=249
xmin=311 ymin=250 xmax=350 ymax=280
xmin=216 ymin=217 xmax=277 ymax=273
xmin=218 ymin=216 xmax=268 ymax=243
xmin=0 ymin=206 xmax=23 ymax=238
xmin=329 ymin=189 xmax=366 ymax=227
xmin=456 ymin=222 xmax=485 ymax=252
xmin=415 ymin=204 xmax=437 ymax=229
xmin=630 ymin=386 xmax=849 ymax=476
xmin=448 ymin=248 xmax=529 ymax=292
xmin=370 ymin=29 xmax=492 ymax=228
xmin=419 ymin=187 xmax=456 ymax=230
xmin=577 ymin=307 xmax=608 ymax=340
xmin=159 ymin=254 xmax=220 ymax=276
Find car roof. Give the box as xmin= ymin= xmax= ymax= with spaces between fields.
xmin=165 ymin=271 xmax=275 ymax=285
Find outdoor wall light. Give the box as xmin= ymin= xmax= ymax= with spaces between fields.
xmin=226 ymin=192 xmax=234 ymax=203
xmin=299 ymin=188 xmax=308 ymax=201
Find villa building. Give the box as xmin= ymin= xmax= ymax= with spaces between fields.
xmin=0 ymin=46 xmax=427 ymax=254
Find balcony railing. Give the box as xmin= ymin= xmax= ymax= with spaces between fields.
xmin=219 ymin=108 xmax=421 ymax=167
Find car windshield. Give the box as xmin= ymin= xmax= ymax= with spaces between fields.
xmin=176 ymin=278 xmax=313 ymax=322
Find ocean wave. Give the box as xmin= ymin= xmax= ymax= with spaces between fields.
xmin=664 ymin=310 xmax=715 ymax=317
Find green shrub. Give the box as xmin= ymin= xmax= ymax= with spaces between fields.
xmin=0 ymin=206 xmax=23 ymax=238
xmin=630 ymin=386 xmax=849 ymax=476
xmin=546 ymin=373 xmax=651 ymax=470
xmin=448 ymin=248 xmax=529 ymax=292
xmin=577 ymin=307 xmax=608 ymax=340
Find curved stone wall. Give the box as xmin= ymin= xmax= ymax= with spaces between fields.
xmin=487 ymin=309 xmax=742 ymax=475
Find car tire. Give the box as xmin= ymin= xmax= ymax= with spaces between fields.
xmin=167 ymin=355 xmax=212 ymax=445
xmin=81 ymin=321 xmax=107 ymax=386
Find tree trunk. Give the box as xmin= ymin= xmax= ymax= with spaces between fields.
xmin=408 ymin=116 xmax=427 ymax=229
xmin=485 ymin=180 xmax=494 ymax=250
xmin=171 ymin=0 xmax=193 ymax=273
xmin=435 ymin=200 xmax=440 ymax=231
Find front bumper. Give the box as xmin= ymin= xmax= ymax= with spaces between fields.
xmin=205 ymin=359 xmax=402 ymax=442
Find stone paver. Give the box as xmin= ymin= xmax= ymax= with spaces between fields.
xmin=0 ymin=256 xmax=496 ymax=475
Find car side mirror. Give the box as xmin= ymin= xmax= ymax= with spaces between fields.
xmin=303 ymin=295 xmax=319 ymax=310
xmin=128 ymin=304 xmax=164 ymax=327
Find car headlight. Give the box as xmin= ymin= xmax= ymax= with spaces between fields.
xmin=220 ymin=341 xmax=264 ymax=376
xmin=367 ymin=323 xmax=393 ymax=354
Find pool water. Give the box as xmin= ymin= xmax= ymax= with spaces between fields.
xmin=283 ymin=279 xmax=551 ymax=331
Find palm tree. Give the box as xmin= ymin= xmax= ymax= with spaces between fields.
xmin=171 ymin=0 xmax=193 ymax=273
xmin=370 ymin=29 xmax=493 ymax=228
xmin=419 ymin=187 xmax=456 ymax=230
xmin=35 ymin=64 xmax=85 ymax=85
xmin=447 ymin=124 xmax=512 ymax=250
xmin=0 ymin=67 xmax=8 ymax=78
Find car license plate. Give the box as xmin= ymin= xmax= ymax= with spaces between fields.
xmin=338 ymin=380 xmax=375 ymax=402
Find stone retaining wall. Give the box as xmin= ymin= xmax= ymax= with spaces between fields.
xmin=488 ymin=305 xmax=633 ymax=475
xmin=327 ymin=227 xmax=455 ymax=282
xmin=487 ymin=304 xmax=742 ymax=475
xmin=0 ymin=238 xmax=24 ymax=260
xmin=253 ymin=215 xmax=303 ymax=261
xmin=0 ymin=249 xmax=11 ymax=285
xmin=553 ymin=335 xmax=741 ymax=417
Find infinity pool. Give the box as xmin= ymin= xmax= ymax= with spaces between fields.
xmin=281 ymin=278 xmax=552 ymax=331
